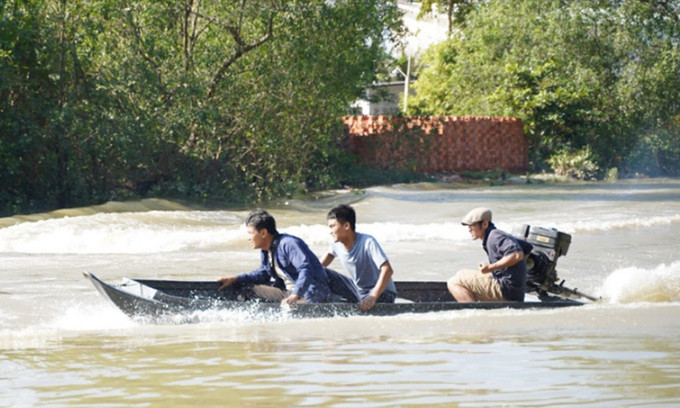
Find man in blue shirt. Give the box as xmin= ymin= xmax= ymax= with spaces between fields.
xmin=320 ymin=204 xmax=397 ymax=311
xmin=447 ymin=207 xmax=529 ymax=302
xmin=218 ymin=209 xmax=330 ymax=306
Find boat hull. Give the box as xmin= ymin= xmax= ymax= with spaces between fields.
xmin=84 ymin=272 xmax=584 ymax=321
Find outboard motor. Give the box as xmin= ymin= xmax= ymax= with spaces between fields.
xmin=513 ymin=224 xmax=596 ymax=301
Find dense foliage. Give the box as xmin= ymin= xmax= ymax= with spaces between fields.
xmin=4 ymin=0 xmax=680 ymax=216
xmin=418 ymin=0 xmax=477 ymax=33
xmin=411 ymin=0 xmax=680 ymax=177
xmin=0 ymin=0 xmax=402 ymax=215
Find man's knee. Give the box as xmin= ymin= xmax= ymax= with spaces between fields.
xmin=447 ymin=270 xmax=477 ymax=302
xmin=447 ymin=270 xmax=467 ymax=289
xmin=447 ymin=274 xmax=463 ymax=294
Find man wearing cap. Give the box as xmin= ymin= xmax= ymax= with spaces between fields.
xmin=447 ymin=207 xmax=529 ymax=302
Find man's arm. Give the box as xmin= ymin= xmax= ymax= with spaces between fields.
xmin=218 ymin=252 xmax=272 ymax=289
xmin=286 ymin=245 xmax=314 ymax=299
xmin=282 ymin=293 xmax=300 ymax=306
xmin=359 ymin=261 xmax=394 ymax=311
xmin=319 ymin=252 xmax=335 ymax=267
xmin=278 ymin=237 xmax=325 ymax=303
xmin=478 ymin=251 xmax=524 ymax=273
xmin=217 ymin=276 xmax=239 ymax=291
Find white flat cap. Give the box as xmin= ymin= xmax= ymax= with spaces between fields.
xmin=461 ymin=207 xmax=492 ymax=226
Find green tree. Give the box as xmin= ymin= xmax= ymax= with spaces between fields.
xmin=224 ymin=1 xmax=401 ymax=198
xmin=410 ymin=0 xmax=680 ymax=176
xmin=0 ymin=0 xmax=82 ymax=211
xmin=0 ymin=0 xmax=402 ymax=215
xmin=418 ymin=0 xmax=478 ymax=33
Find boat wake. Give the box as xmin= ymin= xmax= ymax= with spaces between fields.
xmin=2 ymin=202 xmax=676 ymax=254
xmin=557 ymin=214 xmax=680 ymax=234
xmin=0 ymin=302 xmax=299 ymax=351
xmin=0 ymin=210 xmax=244 ymax=254
xmin=0 ymin=303 xmax=135 ymax=351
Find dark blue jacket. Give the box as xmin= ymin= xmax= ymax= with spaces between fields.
xmin=236 ymin=233 xmax=330 ymax=303
xmin=483 ymin=223 xmax=528 ymax=301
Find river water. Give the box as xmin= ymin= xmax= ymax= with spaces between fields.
xmin=1 ymin=179 xmax=679 ymax=407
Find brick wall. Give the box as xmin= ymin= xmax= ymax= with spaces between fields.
xmin=343 ymin=115 xmax=528 ymax=173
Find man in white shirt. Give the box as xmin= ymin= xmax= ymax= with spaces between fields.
xmin=320 ymin=204 xmax=397 ymax=311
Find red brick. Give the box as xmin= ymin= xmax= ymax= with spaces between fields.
xmin=342 ymin=115 xmax=528 ymax=172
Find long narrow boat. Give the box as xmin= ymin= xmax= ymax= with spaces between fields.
xmin=83 ymin=272 xmax=585 ymax=321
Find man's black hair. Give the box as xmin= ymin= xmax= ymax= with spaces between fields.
xmin=327 ymin=204 xmax=356 ymax=231
xmin=246 ymin=209 xmax=278 ymax=235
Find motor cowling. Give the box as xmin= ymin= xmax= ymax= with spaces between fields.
xmin=512 ymin=224 xmax=572 ymax=295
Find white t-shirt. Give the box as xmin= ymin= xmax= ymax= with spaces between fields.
xmin=329 ymin=232 xmax=397 ymax=296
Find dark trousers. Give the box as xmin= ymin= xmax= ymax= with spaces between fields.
xmin=325 ymin=268 xmax=396 ymax=303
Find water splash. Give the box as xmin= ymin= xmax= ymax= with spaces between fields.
xmin=601 ymin=261 xmax=680 ymax=303
xmin=49 ymin=303 xmax=137 ymax=331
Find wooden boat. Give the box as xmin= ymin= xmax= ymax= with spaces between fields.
xmin=83 ymin=272 xmax=585 ymax=321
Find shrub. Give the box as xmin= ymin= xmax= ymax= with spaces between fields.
xmin=547 ymin=147 xmax=600 ymax=180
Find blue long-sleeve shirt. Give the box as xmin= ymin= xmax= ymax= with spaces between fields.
xmin=236 ymin=233 xmax=330 ymax=303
